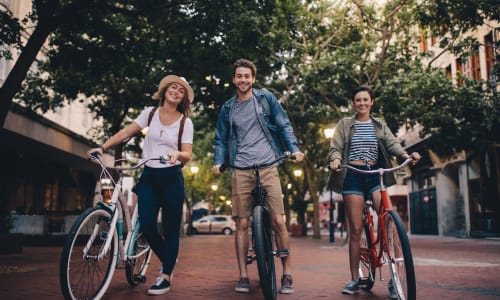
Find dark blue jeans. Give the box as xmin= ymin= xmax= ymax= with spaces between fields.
xmin=135 ymin=165 xmax=185 ymax=275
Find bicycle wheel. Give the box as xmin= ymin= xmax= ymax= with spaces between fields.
xmin=252 ymin=205 xmax=277 ymax=300
xmin=125 ymin=221 xmax=152 ymax=286
xmin=60 ymin=206 xmax=118 ymax=300
xmin=358 ymin=223 xmax=376 ymax=291
xmin=384 ymin=210 xmax=416 ymax=300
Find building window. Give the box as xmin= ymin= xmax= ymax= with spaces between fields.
xmin=456 ymin=50 xmax=481 ymax=85
xmin=445 ymin=64 xmax=452 ymax=79
xmin=484 ymin=30 xmax=497 ymax=84
xmin=456 ymin=58 xmax=464 ymax=86
xmin=420 ymin=29 xmax=428 ymax=52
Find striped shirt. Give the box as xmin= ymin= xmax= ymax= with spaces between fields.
xmin=349 ymin=120 xmax=378 ymax=162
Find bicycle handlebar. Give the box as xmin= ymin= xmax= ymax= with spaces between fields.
xmin=219 ymin=151 xmax=296 ymax=172
xmin=338 ymin=158 xmax=414 ymax=175
xmin=89 ymin=152 xmax=168 ymax=171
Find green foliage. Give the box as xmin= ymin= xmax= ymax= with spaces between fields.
xmin=0 ymin=10 xmax=23 ymax=59
xmin=379 ymin=65 xmax=499 ymax=157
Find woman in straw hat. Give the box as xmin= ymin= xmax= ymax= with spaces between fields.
xmin=88 ymin=75 xmax=195 ymax=295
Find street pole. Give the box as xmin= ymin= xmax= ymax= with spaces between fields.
xmin=329 ymin=189 xmax=335 ymax=243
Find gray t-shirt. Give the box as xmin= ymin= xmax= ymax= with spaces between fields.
xmin=232 ymin=96 xmax=276 ymax=168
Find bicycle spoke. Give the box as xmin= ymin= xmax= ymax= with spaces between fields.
xmin=385 ymin=210 xmax=416 ymax=300
xmin=60 ymin=207 xmax=118 ymax=300
xmin=126 ymin=224 xmax=152 ymax=286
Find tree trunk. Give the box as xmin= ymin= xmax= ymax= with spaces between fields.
xmin=0 ymin=22 xmax=52 ymax=126
xmin=304 ymin=159 xmax=321 ymax=239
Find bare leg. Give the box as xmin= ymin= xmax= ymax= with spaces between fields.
xmin=235 ymin=217 xmax=250 ymax=279
xmin=344 ymin=194 xmax=365 ymax=281
xmin=272 ymin=214 xmax=291 ymax=275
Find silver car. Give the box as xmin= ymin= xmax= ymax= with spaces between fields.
xmin=191 ymin=215 xmax=236 ymax=235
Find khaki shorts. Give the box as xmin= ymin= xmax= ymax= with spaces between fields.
xmin=231 ymin=166 xmax=284 ymax=218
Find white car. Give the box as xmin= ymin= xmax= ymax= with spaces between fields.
xmin=191 ymin=215 xmax=236 ymax=235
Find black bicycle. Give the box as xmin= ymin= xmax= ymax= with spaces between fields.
xmin=220 ymin=152 xmax=295 ymax=300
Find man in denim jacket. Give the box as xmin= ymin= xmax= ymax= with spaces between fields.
xmin=212 ymin=58 xmax=304 ymax=294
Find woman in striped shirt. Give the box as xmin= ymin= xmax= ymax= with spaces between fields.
xmin=327 ymin=85 xmax=420 ymax=297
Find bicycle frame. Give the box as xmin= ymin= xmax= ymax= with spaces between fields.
xmin=221 ymin=152 xmax=295 ymax=300
xmin=340 ymin=158 xmax=416 ymax=299
xmin=89 ymin=154 xmax=165 ymax=262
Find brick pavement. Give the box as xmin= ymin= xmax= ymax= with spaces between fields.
xmin=0 ymin=234 xmax=499 ymax=299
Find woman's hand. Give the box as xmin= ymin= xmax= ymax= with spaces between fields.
xmin=167 ymin=151 xmax=180 ymax=164
xmin=403 ymin=152 xmax=421 ymax=164
xmin=329 ymin=159 xmax=342 ymax=172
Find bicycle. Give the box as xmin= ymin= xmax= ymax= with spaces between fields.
xmin=339 ymin=158 xmax=416 ymax=300
xmin=220 ymin=152 xmax=295 ymax=300
xmin=60 ymin=153 xmax=167 ymax=300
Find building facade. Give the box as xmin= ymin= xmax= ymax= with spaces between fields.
xmin=401 ymin=21 xmax=500 ymax=237
xmin=0 ymin=1 xmax=107 ymax=235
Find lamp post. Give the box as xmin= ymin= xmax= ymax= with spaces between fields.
xmin=187 ymin=165 xmax=199 ymax=235
xmin=293 ymin=169 xmax=305 ymax=235
xmin=324 ymin=127 xmax=335 ymax=243
xmin=210 ymin=184 xmax=218 ymax=214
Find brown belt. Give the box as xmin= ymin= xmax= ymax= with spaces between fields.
xmin=349 ymin=160 xmax=377 ymax=166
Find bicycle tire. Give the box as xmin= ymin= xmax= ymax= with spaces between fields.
xmin=125 ymin=221 xmax=152 ymax=286
xmin=60 ymin=206 xmax=118 ymax=300
xmin=384 ymin=210 xmax=416 ymax=300
xmin=358 ymin=223 xmax=376 ymax=291
xmin=252 ymin=205 xmax=277 ymax=300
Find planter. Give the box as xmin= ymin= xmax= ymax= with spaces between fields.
xmin=0 ymin=233 xmax=23 ymax=254
xmin=10 ymin=214 xmax=47 ymax=235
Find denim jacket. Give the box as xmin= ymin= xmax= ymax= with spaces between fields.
xmin=214 ymin=88 xmax=300 ymax=167
xmin=327 ymin=114 xmax=408 ymax=193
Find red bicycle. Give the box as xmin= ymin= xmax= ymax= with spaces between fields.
xmin=340 ymin=158 xmax=416 ymax=300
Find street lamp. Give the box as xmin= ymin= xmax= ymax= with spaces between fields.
xmin=187 ymin=165 xmax=199 ymax=235
xmin=210 ymin=184 xmax=218 ymax=213
xmin=324 ymin=127 xmax=335 ymax=243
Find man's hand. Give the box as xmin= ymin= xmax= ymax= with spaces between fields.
xmin=212 ymin=164 xmax=222 ymax=175
xmin=292 ymin=152 xmax=304 ymax=162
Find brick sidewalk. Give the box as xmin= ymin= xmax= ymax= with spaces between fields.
xmin=0 ymin=234 xmax=499 ymax=299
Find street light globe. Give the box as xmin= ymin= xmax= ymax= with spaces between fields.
xmin=190 ymin=165 xmax=199 ymax=175
xmin=323 ymin=127 xmax=335 ymax=139
xmin=293 ymin=169 xmax=303 ymax=178
xmin=211 ymin=184 xmax=218 ymax=191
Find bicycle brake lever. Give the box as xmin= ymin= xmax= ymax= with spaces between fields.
xmin=219 ymin=165 xmax=226 ymax=173
xmin=89 ymin=151 xmax=101 ymax=160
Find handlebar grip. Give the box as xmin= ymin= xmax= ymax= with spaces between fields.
xmin=89 ymin=151 xmax=101 ymax=159
xmin=219 ymin=165 xmax=227 ymax=173
xmin=159 ymin=156 xmax=166 ymax=164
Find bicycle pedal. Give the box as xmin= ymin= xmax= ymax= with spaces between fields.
xmin=132 ymin=275 xmax=146 ymax=284
xmin=275 ymin=249 xmax=289 ymax=257
xmin=246 ymin=255 xmax=255 ymax=264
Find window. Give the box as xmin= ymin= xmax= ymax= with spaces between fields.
xmin=484 ymin=30 xmax=496 ymax=83
xmin=445 ymin=64 xmax=452 ymax=79
xmin=456 ymin=50 xmax=481 ymax=85
xmin=420 ymin=29 xmax=428 ymax=52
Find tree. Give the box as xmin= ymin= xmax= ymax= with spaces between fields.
xmin=266 ymin=0 xmax=422 ymax=238
xmin=12 ymin=1 xmax=302 ymax=160
xmin=0 ymin=0 xmax=143 ymax=127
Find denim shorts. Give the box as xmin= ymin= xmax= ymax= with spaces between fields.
xmin=342 ymin=164 xmax=380 ymax=200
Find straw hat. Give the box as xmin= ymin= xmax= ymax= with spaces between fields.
xmin=151 ymin=75 xmax=194 ymax=103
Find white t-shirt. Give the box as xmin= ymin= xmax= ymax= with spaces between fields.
xmin=134 ymin=106 xmax=193 ymax=168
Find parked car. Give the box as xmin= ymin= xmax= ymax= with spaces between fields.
xmin=190 ymin=215 xmax=236 ymax=235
